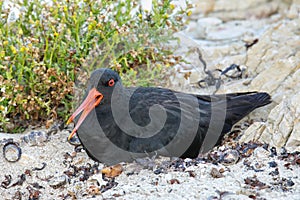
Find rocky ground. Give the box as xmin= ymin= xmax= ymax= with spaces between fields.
xmin=1 ymin=0 xmax=300 ymax=199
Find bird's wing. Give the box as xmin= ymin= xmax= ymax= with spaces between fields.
xmin=122 ymin=87 xmax=205 ymax=157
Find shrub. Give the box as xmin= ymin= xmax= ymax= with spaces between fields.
xmin=0 ymin=0 xmax=191 ymax=132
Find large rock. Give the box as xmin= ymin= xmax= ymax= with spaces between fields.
xmin=239 ymin=14 xmax=300 ymax=150
xmin=241 ymin=92 xmax=300 ymax=152
xmin=171 ymin=0 xmax=300 ymax=152
xmin=287 ymin=0 xmax=300 ymax=19
xmin=191 ymin=0 xmax=290 ymax=21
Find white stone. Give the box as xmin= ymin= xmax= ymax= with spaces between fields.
xmin=257 ymin=92 xmax=300 ymax=151
xmin=191 ymin=0 xmax=215 ymax=15
xmin=286 ymin=0 xmax=300 ymax=19
xmin=252 ymin=147 xmax=269 ymax=161
xmin=186 ymin=17 xmax=223 ymax=39
xmin=213 ymin=0 xmax=269 ymax=11
xmin=239 ymin=122 xmax=267 ymax=143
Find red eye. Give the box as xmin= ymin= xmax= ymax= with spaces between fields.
xmin=108 ymin=79 xmax=115 ymax=87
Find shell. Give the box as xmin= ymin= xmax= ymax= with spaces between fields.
xmin=219 ymin=149 xmax=240 ymax=165
xmin=3 ymin=142 xmax=22 ymax=162
xmin=48 ymin=175 xmax=68 ymax=189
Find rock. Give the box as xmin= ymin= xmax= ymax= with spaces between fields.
xmin=174 ymin=3 xmax=300 ymax=155
xmin=185 ymin=21 xmax=202 ymax=39
xmin=210 ymin=167 xmax=223 ymax=178
xmin=187 ymin=17 xmax=223 ymax=39
xmin=241 ymin=91 xmax=300 ymax=151
xmin=191 ymin=0 xmax=271 ymax=16
xmin=273 ymin=67 xmax=300 ymax=104
xmin=22 ymin=131 xmax=48 ymax=146
xmin=102 ymin=164 xmax=123 ymax=178
xmin=249 ymin=56 xmax=300 ymax=94
xmin=285 ymin=119 xmax=300 ymax=151
xmin=191 ymin=0 xmax=215 ymax=15
xmin=48 ymin=175 xmax=68 ymax=189
xmin=88 ymin=174 xmax=107 ymax=187
xmin=239 ymin=122 xmax=267 ymax=143
xmin=190 ymin=0 xmax=289 ymax=21
xmin=286 ymin=0 xmax=300 ymax=19
xmin=206 ymin=24 xmax=248 ymax=41
xmin=235 ymin=16 xmax=300 ymax=151
xmin=208 ymin=1 xmax=282 ymax=21
xmin=246 ymin=20 xmax=300 ymax=76
xmin=258 ymin=92 xmax=300 ymax=152
xmin=252 ymin=147 xmax=269 ymax=161
xmin=172 ymin=0 xmax=300 ymax=154
xmin=199 ymin=18 xmax=222 ymax=38
xmin=213 ymin=0 xmax=269 ymax=12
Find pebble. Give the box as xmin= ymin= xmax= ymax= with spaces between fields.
xmin=253 ymin=147 xmax=270 ymax=160
xmin=286 ymin=179 xmax=295 ymax=187
xmin=280 ymin=147 xmax=288 ymax=155
xmin=270 ymin=147 xmax=277 ymax=157
xmin=269 ymin=168 xmax=279 ymax=176
xmin=210 ymin=167 xmax=223 ymax=178
xmin=22 ymin=131 xmax=48 ymax=146
xmin=268 ymin=161 xmax=278 ymax=168
xmin=153 ymin=168 xmax=165 ymax=175
xmin=88 ymin=174 xmax=106 ymax=187
xmin=48 ymin=175 xmax=68 ymax=189
xmin=219 ymin=149 xmax=240 ymax=165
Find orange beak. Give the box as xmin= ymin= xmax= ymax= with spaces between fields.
xmin=66 ymin=88 xmax=103 ymax=140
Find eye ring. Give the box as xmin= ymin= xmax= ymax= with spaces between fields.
xmin=108 ymin=79 xmax=115 ymax=87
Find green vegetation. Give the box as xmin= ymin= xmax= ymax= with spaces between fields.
xmin=0 ymin=0 xmax=191 ymax=132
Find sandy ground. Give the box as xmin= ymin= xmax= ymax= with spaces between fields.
xmin=0 ymin=128 xmax=299 ymax=199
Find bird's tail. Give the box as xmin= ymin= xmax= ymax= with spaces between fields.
xmin=222 ymin=92 xmax=271 ymax=132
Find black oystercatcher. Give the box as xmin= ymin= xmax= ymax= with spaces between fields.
xmin=67 ymin=68 xmax=271 ymax=165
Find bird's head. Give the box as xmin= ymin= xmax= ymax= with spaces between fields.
xmin=66 ymin=68 xmax=121 ymax=140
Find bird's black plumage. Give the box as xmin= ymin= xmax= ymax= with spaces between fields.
xmin=70 ymin=68 xmax=271 ymax=165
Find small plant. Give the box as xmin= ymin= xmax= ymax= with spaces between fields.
xmin=0 ymin=0 xmax=191 ymax=132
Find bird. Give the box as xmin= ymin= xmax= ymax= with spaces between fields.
xmin=66 ymin=68 xmax=271 ymax=165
